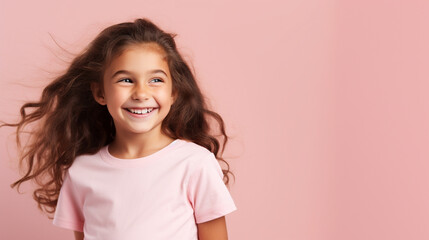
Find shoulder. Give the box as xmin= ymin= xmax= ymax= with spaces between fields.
xmin=176 ymin=139 xmax=212 ymax=154
xmin=175 ymin=139 xmax=215 ymax=164
xmin=67 ymin=147 xmax=105 ymax=176
xmin=175 ymin=139 xmax=222 ymax=176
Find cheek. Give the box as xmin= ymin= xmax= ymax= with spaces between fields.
xmin=105 ymin=89 xmax=127 ymax=105
xmin=166 ymin=86 xmax=175 ymax=103
xmin=162 ymin=93 xmax=175 ymax=106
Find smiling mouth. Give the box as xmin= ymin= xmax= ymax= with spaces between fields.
xmin=125 ymin=108 xmax=156 ymax=115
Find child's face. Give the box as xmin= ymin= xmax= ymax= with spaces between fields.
xmin=93 ymin=43 xmax=175 ymax=138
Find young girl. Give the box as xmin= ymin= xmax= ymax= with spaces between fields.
xmin=4 ymin=18 xmax=237 ymax=240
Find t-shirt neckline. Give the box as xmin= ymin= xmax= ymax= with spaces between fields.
xmin=100 ymin=139 xmax=182 ymax=168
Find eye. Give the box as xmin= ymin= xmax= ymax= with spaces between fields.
xmin=119 ymin=78 xmax=133 ymax=83
xmin=150 ymin=78 xmax=163 ymax=83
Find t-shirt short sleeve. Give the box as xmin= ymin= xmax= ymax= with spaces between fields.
xmin=52 ymin=170 xmax=84 ymax=232
xmin=187 ymin=153 xmax=237 ymax=224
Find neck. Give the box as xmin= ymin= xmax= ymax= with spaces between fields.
xmin=108 ymin=127 xmax=175 ymax=159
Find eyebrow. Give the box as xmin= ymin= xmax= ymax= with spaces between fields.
xmin=110 ymin=69 xmax=168 ymax=79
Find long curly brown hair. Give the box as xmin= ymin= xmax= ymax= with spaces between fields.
xmin=1 ymin=18 xmax=234 ymax=218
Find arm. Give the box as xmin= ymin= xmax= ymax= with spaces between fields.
xmin=74 ymin=231 xmax=84 ymax=240
xmin=197 ymin=216 xmax=229 ymax=240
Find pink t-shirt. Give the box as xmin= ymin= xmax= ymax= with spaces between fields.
xmin=52 ymin=139 xmax=237 ymax=239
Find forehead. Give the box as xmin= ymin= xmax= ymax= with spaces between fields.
xmin=125 ymin=42 xmax=167 ymax=57
xmin=105 ymin=43 xmax=169 ymax=76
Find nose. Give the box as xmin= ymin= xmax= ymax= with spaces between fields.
xmin=132 ymin=83 xmax=150 ymax=101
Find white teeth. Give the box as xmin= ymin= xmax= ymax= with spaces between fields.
xmin=129 ymin=108 xmax=153 ymax=114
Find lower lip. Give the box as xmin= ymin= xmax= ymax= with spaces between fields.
xmin=124 ymin=108 xmax=157 ymax=119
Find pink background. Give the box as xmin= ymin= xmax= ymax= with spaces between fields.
xmin=1 ymin=0 xmax=429 ymax=239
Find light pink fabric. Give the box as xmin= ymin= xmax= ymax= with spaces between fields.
xmin=52 ymin=139 xmax=237 ymax=240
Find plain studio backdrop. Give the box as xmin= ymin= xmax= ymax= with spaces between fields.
xmin=1 ymin=0 xmax=429 ymax=239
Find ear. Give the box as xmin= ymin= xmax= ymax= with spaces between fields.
xmin=91 ymin=82 xmax=106 ymax=105
xmin=171 ymin=90 xmax=178 ymax=105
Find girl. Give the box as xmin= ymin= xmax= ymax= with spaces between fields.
xmin=3 ymin=18 xmax=237 ymax=240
